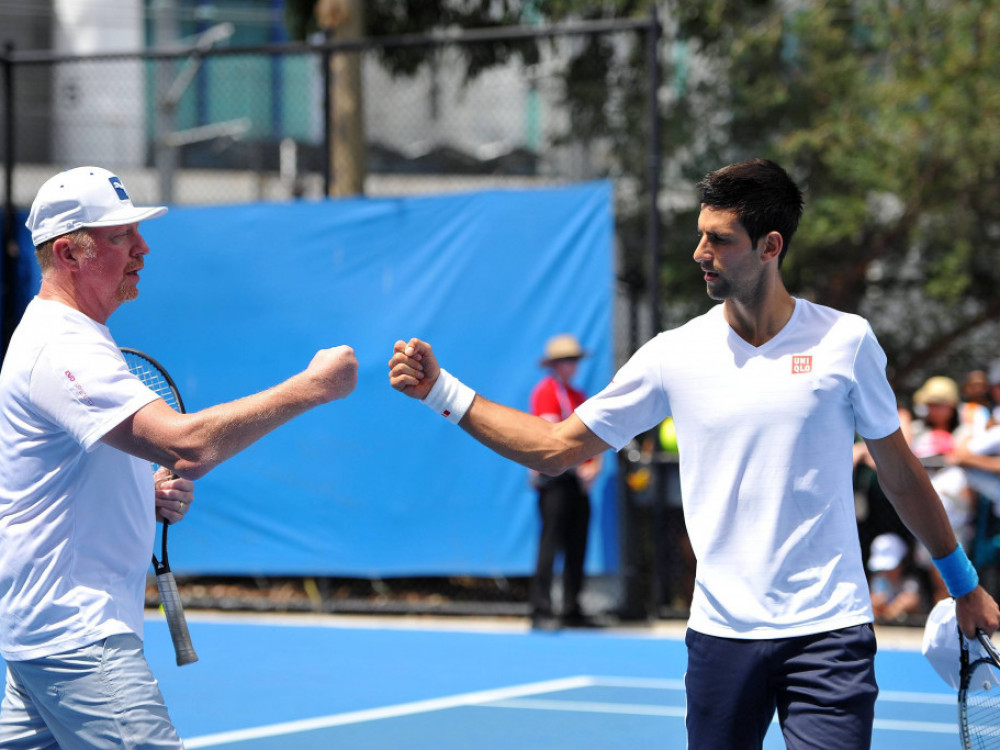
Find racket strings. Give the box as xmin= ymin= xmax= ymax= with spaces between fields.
xmin=123 ymin=355 xmax=182 ymax=411
xmin=964 ymin=661 xmax=1000 ymax=748
xmin=121 ymin=350 xmax=179 ymax=572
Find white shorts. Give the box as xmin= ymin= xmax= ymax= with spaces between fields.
xmin=0 ymin=633 xmax=182 ymax=750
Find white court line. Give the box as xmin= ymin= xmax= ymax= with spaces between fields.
xmin=586 ymin=676 xmax=686 ymax=690
xmin=486 ymin=698 xmax=686 ymax=718
xmin=586 ymin=678 xmax=956 ymax=707
xmin=485 ymin=699 xmax=958 ymax=735
xmin=872 ymin=718 xmax=956 ymax=734
xmin=184 ymin=674 xmax=959 ymax=746
xmin=183 ymin=676 xmax=596 ymax=748
xmin=878 ymin=689 xmax=955 ymax=705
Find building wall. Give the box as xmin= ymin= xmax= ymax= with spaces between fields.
xmin=52 ymin=0 xmax=146 ymax=164
xmin=0 ymin=0 xmax=55 ymax=164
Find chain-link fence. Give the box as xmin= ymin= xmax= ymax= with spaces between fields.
xmin=3 ymin=19 xmax=658 ymax=198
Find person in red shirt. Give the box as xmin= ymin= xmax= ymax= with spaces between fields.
xmin=528 ymin=334 xmax=602 ymax=629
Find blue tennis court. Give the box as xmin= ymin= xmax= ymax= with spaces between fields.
xmin=84 ymin=614 xmax=964 ymax=749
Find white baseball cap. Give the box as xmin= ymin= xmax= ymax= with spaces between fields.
xmin=922 ymin=598 xmax=989 ymax=688
xmin=26 ymin=166 xmax=167 ymax=247
xmin=867 ymin=532 xmax=907 ymax=572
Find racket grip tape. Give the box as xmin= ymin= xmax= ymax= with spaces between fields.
xmin=156 ymin=572 xmax=199 ymax=666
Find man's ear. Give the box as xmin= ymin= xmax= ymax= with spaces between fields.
xmin=758 ymin=230 xmax=784 ymax=263
xmin=51 ymin=236 xmax=82 ymax=269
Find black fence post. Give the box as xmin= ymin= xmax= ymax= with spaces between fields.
xmin=615 ymin=9 xmax=664 ymax=621
xmin=646 ymin=5 xmax=662 ymax=336
xmin=321 ymin=33 xmax=333 ymax=197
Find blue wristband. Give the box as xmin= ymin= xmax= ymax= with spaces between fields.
xmin=932 ymin=545 xmax=979 ymax=598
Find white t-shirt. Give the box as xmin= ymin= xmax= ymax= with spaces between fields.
xmin=0 ymin=298 xmax=159 ymax=661
xmin=576 ymin=299 xmax=900 ymax=638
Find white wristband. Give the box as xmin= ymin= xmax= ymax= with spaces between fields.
xmin=421 ymin=368 xmax=476 ymax=425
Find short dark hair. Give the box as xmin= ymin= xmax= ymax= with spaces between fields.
xmin=697 ymin=158 xmax=804 ymax=265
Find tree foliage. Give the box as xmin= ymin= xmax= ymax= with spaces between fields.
xmin=659 ymin=0 xmax=1000 ymax=387
xmin=286 ymin=0 xmax=542 ymax=77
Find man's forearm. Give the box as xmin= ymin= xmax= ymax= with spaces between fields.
xmin=867 ymin=430 xmax=960 ymax=558
xmin=168 ymin=372 xmax=329 ymax=478
xmin=956 ymin=452 xmax=1000 ymax=474
xmin=459 ymin=395 xmax=589 ymax=475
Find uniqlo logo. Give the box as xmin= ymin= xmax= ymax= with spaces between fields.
xmin=791 ymin=355 xmax=812 ymax=374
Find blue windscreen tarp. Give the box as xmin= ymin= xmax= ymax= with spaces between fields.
xmin=43 ymin=182 xmax=617 ymax=576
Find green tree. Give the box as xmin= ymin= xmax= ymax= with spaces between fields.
xmin=661 ymin=0 xmax=1000 ymax=388
xmin=286 ymin=0 xmax=543 ymax=75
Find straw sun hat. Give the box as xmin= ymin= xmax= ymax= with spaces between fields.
xmin=540 ymin=334 xmax=586 ymax=366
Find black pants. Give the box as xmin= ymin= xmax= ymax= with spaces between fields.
xmin=531 ymin=472 xmax=591 ymax=617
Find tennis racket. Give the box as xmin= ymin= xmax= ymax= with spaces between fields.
xmin=959 ymin=628 xmax=1000 ymax=748
xmin=120 ymin=347 xmax=199 ymax=667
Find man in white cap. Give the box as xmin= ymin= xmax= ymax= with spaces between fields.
xmin=0 ymin=167 xmax=359 ymax=748
xmin=528 ymin=334 xmax=601 ymax=629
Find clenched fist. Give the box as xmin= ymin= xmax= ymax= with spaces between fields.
xmin=388 ymin=338 xmax=440 ymax=400
xmin=306 ymin=345 xmax=359 ymax=403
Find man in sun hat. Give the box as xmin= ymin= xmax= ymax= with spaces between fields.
xmin=0 ymin=167 xmax=358 ymax=748
xmin=527 ymin=334 xmax=602 ymax=630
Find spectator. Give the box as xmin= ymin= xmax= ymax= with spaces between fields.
xmin=868 ymin=533 xmax=926 ymax=624
xmin=951 ymin=425 xmax=1000 ymax=517
xmin=527 ymin=334 xmax=601 ymax=629
xmin=988 ymin=358 xmax=1000 ymax=426
xmin=910 ymin=376 xmax=960 ymax=464
xmin=959 ymin=369 xmax=992 ymax=436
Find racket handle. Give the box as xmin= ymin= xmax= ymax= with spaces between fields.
xmin=977 ymin=629 xmax=1000 ymax=666
xmin=156 ymin=572 xmax=199 ymax=666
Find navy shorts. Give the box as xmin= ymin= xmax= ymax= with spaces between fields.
xmin=684 ymin=624 xmax=878 ymax=750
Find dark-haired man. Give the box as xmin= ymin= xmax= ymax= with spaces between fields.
xmin=388 ymin=158 xmax=998 ymax=748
